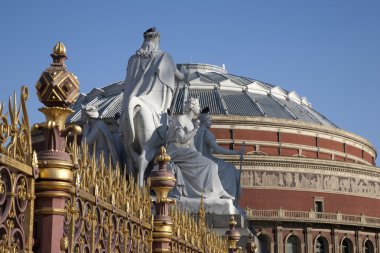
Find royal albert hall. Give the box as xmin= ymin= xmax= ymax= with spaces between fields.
xmin=69 ymin=63 xmax=379 ymax=253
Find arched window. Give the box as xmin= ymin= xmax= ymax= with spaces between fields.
xmin=258 ymin=234 xmax=271 ymax=253
xmin=341 ymin=238 xmax=353 ymax=253
xmin=286 ymin=235 xmax=300 ymax=253
xmin=315 ymin=237 xmax=328 ymax=253
xmin=364 ymin=240 xmax=374 ymax=253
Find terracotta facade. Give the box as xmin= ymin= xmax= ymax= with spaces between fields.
xmin=210 ymin=116 xmax=378 ymax=253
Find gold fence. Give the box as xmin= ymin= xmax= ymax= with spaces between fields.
xmin=63 ymin=141 xmax=229 ymax=253
xmin=63 ymin=142 xmax=152 ymax=253
xmin=170 ymin=203 xmax=228 ymax=253
xmin=0 ymin=87 xmax=35 ymax=252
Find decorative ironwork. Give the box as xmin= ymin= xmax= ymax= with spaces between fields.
xmin=170 ymin=204 xmax=228 ymax=253
xmin=65 ymin=141 xmax=230 ymax=253
xmin=0 ymin=88 xmax=34 ymax=252
xmin=0 ymin=86 xmax=33 ymax=166
xmin=64 ymin=141 xmax=152 ymax=253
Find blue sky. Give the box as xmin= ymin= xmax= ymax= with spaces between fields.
xmin=1 ymin=1 xmax=379 ymax=160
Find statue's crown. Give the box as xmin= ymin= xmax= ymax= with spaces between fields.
xmin=143 ymin=27 xmax=160 ymax=39
xmin=201 ymin=107 xmax=210 ymax=114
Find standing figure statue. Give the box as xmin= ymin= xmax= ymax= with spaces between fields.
xmin=81 ymin=105 xmax=120 ymax=168
xmin=167 ymin=98 xmax=233 ymax=199
xmin=120 ymin=27 xmax=184 ymax=186
xmin=194 ymin=108 xmax=245 ymax=199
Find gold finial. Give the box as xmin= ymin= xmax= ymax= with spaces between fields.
xmin=246 ymin=233 xmax=258 ymax=253
xmin=226 ymin=215 xmax=241 ymax=250
xmin=37 ymin=42 xmax=79 ymax=107
xmin=155 ymin=146 xmax=171 ymax=163
xmin=53 ymin=41 xmax=67 ymax=56
xmin=229 ymin=215 xmax=237 ymax=227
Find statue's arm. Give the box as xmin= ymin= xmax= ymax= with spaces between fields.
xmin=82 ymin=124 xmax=89 ymax=138
xmin=175 ymin=127 xmax=198 ymax=144
xmin=84 ymin=128 xmax=98 ymax=145
xmin=205 ymin=131 xmax=243 ymax=155
xmin=123 ymin=55 xmax=139 ymax=94
xmin=175 ymin=68 xmax=185 ymax=81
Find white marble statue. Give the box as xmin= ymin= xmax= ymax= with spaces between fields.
xmin=120 ymin=27 xmax=184 ymax=186
xmin=167 ymin=98 xmax=233 ymax=200
xmin=81 ymin=105 xmax=120 ymax=167
xmin=194 ymin=108 xmax=244 ymax=199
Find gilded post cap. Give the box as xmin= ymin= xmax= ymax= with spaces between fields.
xmin=36 ymin=42 xmax=79 ymax=107
xmin=246 ymin=233 xmax=258 ymax=253
xmin=53 ymin=41 xmax=67 ymax=56
xmin=155 ymin=146 xmax=171 ymax=164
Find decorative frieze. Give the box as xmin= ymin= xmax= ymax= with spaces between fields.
xmin=241 ymin=160 xmax=380 ymax=199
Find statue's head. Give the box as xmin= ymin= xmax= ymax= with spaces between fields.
xmin=143 ymin=27 xmax=160 ymax=41
xmin=199 ymin=107 xmax=212 ymax=128
xmin=137 ymin=27 xmax=160 ymax=58
xmin=183 ymin=97 xmax=200 ymax=115
xmin=81 ymin=105 xmax=99 ymax=120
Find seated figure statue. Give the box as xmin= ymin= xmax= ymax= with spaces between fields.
xmin=194 ymin=108 xmax=244 ymax=199
xmin=166 ymin=98 xmax=233 ymax=199
xmin=81 ymin=105 xmax=120 ymax=168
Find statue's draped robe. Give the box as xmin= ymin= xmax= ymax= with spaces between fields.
xmin=121 ymin=50 xmax=176 ymax=127
xmin=120 ymin=50 xmax=177 ymax=165
xmin=194 ymin=126 xmax=239 ymax=198
xmin=167 ymin=118 xmax=228 ymax=199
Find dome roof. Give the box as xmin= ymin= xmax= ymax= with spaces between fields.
xmin=69 ymin=63 xmax=336 ymax=128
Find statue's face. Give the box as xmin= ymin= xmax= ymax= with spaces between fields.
xmin=205 ymin=115 xmax=212 ymax=128
xmin=82 ymin=105 xmax=99 ymax=119
xmin=193 ymin=102 xmax=200 ymax=115
xmin=151 ymin=36 xmax=160 ymax=44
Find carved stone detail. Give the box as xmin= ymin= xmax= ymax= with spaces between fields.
xmin=242 ymin=163 xmax=380 ymax=199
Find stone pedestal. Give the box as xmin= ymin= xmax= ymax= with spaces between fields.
xmin=172 ymin=193 xmax=258 ymax=250
xmin=175 ymin=197 xmax=239 ymax=214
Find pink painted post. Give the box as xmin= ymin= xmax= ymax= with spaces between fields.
xmin=33 ymin=42 xmax=81 ymax=253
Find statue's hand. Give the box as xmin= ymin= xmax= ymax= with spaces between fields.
xmin=194 ymin=119 xmax=200 ymax=129
xmin=239 ymin=146 xmax=245 ymax=155
xmin=239 ymin=142 xmax=246 ymax=159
